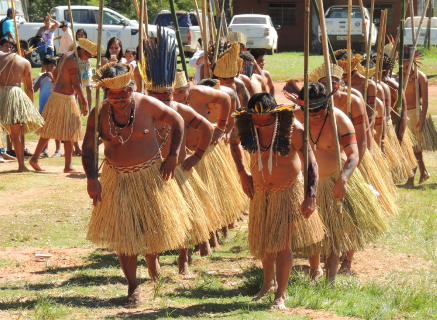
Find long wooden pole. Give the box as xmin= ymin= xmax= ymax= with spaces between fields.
xmin=303 ymin=0 xmax=310 ymax=194
xmin=169 ymin=0 xmax=189 ymax=80
xmin=193 ymin=0 xmax=204 ymax=40
xmin=310 ymin=0 xmax=337 ymax=64
xmin=389 ymin=0 xmax=411 ymax=78
xmin=212 ymin=0 xmax=225 ymax=64
xmin=10 ymin=2 xmax=25 ymax=92
xmin=207 ymin=0 xmax=216 ymax=42
xmin=138 ymin=0 xmax=144 ymax=92
xmin=396 ymin=0 xmax=406 ymax=135
xmin=202 ymin=0 xmax=210 ymax=78
xmin=364 ymin=0 xmax=375 ymax=105
xmin=94 ymin=0 xmax=104 ymax=173
xmin=374 ymin=10 xmax=385 ymax=84
xmin=409 ymin=1 xmax=421 ymax=121
xmin=317 ymin=0 xmax=343 ymax=212
xmin=358 ymin=0 xmax=368 ymax=52
xmin=346 ymin=0 xmax=352 ymax=119
xmin=144 ymin=0 xmax=149 ymax=37
xmin=376 ymin=10 xmax=387 ymax=83
xmin=132 ymin=0 xmax=147 ymax=39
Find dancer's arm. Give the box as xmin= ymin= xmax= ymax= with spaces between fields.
xmin=230 ymin=129 xmax=254 ymax=199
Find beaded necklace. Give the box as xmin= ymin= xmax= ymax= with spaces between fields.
xmin=108 ymin=95 xmax=137 ymax=145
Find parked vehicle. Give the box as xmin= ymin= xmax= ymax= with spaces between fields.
xmin=228 ymin=14 xmax=279 ymax=55
xmin=16 ymin=6 xmax=178 ymax=67
xmin=404 ymin=16 xmax=437 ymax=46
xmin=0 ymin=0 xmax=26 ymax=23
xmin=319 ymin=5 xmax=377 ymax=51
xmin=153 ymin=10 xmax=203 ymax=56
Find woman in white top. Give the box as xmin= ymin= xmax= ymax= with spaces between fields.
xmin=35 ymin=13 xmax=59 ymax=72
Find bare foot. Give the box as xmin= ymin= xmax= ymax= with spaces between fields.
xmin=338 ymin=259 xmax=353 ymax=276
xmin=403 ymin=177 xmax=415 ymax=189
xmin=252 ymin=284 xmax=278 ymax=302
xmin=270 ymin=297 xmax=287 ymax=310
xmin=126 ymin=286 xmax=140 ymax=307
xmin=222 ymin=226 xmax=229 ymax=238
xmin=177 ymin=255 xmax=190 ymax=276
xmin=309 ymin=267 xmax=324 ymax=282
xmin=29 ymin=159 xmax=45 ymax=172
xmin=17 ymin=166 xmax=31 ymax=172
xmin=209 ymin=232 xmax=221 ymax=250
xmin=64 ymin=166 xmax=82 ymax=173
xmin=147 ymin=257 xmax=161 ymax=282
xmin=199 ymin=241 xmax=212 ymax=257
xmin=228 ymin=222 xmax=237 ymax=230
xmin=242 ymin=211 xmax=249 ymax=216
xmin=193 ymin=245 xmax=200 ymax=255
xmin=419 ymin=171 xmax=430 ymax=184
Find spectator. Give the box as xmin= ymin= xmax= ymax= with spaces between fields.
xmin=0 ymin=37 xmax=14 ymax=53
xmin=1 ymin=8 xmax=16 ymax=42
xmin=76 ymin=28 xmax=87 ymax=40
xmin=125 ymin=47 xmax=137 ymax=69
xmin=189 ymin=49 xmax=205 ymax=84
xmin=54 ymin=21 xmax=73 ymax=55
xmin=35 ymin=13 xmax=59 ymax=71
xmin=33 ymin=56 xmax=62 ymax=158
xmin=101 ymin=37 xmax=125 ymax=66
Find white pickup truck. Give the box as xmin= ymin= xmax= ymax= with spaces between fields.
xmin=404 ymin=17 xmax=437 ymax=46
xmin=318 ymin=5 xmax=377 ymax=51
xmin=16 ymin=6 xmax=178 ymax=67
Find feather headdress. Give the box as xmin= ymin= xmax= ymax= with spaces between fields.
xmin=331 ymin=49 xmax=362 ymax=74
xmin=207 ymin=37 xmax=231 ymax=65
xmin=403 ymin=46 xmax=424 ymax=67
xmin=308 ymin=63 xmax=344 ymax=82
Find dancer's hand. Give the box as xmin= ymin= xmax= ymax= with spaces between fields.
xmin=416 ymin=118 xmax=425 ymax=132
xmin=161 ymin=154 xmax=177 ymax=181
xmin=333 ymin=178 xmax=347 ymax=202
xmin=239 ymin=171 xmax=254 ymax=199
xmin=81 ymin=99 xmax=88 ymax=116
xmin=181 ymin=154 xmax=200 ymax=171
xmin=87 ymin=179 xmax=102 ymax=206
xmin=301 ymin=196 xmax=316 ymax=219
xmin=211 ymin=127 xmax=224 ymax=145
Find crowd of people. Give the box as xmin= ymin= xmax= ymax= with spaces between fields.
xmin=0 ymin=9 xmax=436 ymax=311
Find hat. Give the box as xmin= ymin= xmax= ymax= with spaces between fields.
xmin=93 ymin=62 xmax=133 ymax=89
xmin=59 ymin=21 xmax=68 ymax=28
xmin=174 ymin=71 xmax=188 ymax=89
xmin=213 ymin=42 xmax=240 ymax=78
xmin=332 ymin=49 xmax=362 ymax=74
xmin=78 ymin=38 xmax=101 ymax=56
xmin=309 ymin=63 xmax=344 ymax=82
xmin=139 ymin=25 xmax=177 ymax=92
xmin=357 ymin=62 xmax=376 ymax=78
xmin=207 ymin=37 xmax=230 ymax=64
xmin=227 ymin=31 xmax=247 ymax=46
xmin=7 ymin=8 xmax=14 ymax=14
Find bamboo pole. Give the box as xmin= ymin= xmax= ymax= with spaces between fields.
xmin=346 ymin=0 xmax=352 ymax=119
xmin=10 ymin=1 xmax=25 ymax=92
xmin=310 ymin=0 xmax=337 ymax=64
xmin=376 ymin=10 xmax=387 ymax=83
xmin=364 ymin=0 xmax=375 ymax=105
xmin=317 ymin=0 xmax=343 ymax=211
xmin=138 ymin=0 xmax=144 ymax=92
xmin=193 ymin=0 xmax=204 ymax=40
xmin=169 ymin=0 xmax=189 ymax=80
xmin=202 ymin=0 xmax=210 ymax=78
xmin=94 ymin=0 xmax=104 ymax=173
xmin=358 ymin=0 xmax=368 ymax=52
xmin=132 ymin=0 xmax=147 ymax=39
xmin=303 ymin=0 xmax=310 ymax=193
xmin=212 ymin=0 xmax=225 ymax=64
xmin=389 ymin=0 xmax=411 ymax=78
xmin=403 ymin=0 xmax=430 ymax=92
xmin=144 ymin=0 xmax=149 ymax=37
xmin=374 ymin=10 xmax=386 ymax=84
xmin=396 ymin=0 xmax=406 ymax=135
xmin=207 ymin=0 xmax=216 ymax=42
xmin=425 ymin=1 xmax=432 ymax=49
xmin=213 ymin=0 xmax=223 ymax=37
xmin=409 ymin=1 xmax=421 ymax=120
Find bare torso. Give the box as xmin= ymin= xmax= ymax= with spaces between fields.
xmin=53 ymin=51 xmax=80 ymax=94
xmin=0 ymin=53 xmax=28 ymax=87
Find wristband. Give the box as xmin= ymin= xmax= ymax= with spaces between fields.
xmin=217 ymin=118 xmax=227 ymax=127
xmin=215 ymin=125 xmax=225 ymax=132
xmin=194 ymin=148 xmax=205 ymax=159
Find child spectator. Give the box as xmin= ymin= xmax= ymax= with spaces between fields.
xmin=125 ymin=47 xmax=137 ymax=69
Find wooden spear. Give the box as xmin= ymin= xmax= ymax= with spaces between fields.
xmin=403 ymin=0 xmax=430 ymax=92
xmin=169 ymin=0 xmax=189 ymax=80
xmin=212 ymin=0 xmax=225 ymax=64
xmin=202 ymin=0 xmax=210 ymax=78
xmin=207 ymin=0 xmax=216 ymax=42
xmin=358 ymin=0 xmax=368 ymax=52
xmin=132 ymin=0 xmax=146 ymax=39
xmin=193 ymin=0 xmax=204 ymax=40
xmin=363 ymin=0 xmax=375 ymax=105
xmin=395 ymin=0 xmax=406 ymax=135
xmin=213 ymin=0 xmax=223 ymax=37
xmin=310 ymin=0 xmax=337 ymax=64
xmin=389 ymin=0 xmax=411 ymax=78
xmin=138 ymin=0 xmax=144 ymax=92
xmin=376 ymin=10 xmax=387 ymax=83
xmin=144 ymin=0 xmax=149 ymax=37
xmin=94 ymin=0 xmax=104 ymax=173
xmin=303 ymin=0 xmax=310 ymax=194
xmin=317 ymin=0 xmax=343 ymax=211
xmin=409 ymin=0 xmax=421 ymax=121
xmin=346 ymin=0 xmax=352 ymax=119
xmin=10 ymin=1 xmax=25 ymax=92
xmin=373 ymin=10 xmax=386 ymax=84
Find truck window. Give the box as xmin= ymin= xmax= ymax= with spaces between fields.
xmin=64 ymin=9 xmax=93 ymax=24
xmin=155 ymin=13 xmax=192 ymax=27
xmin=326 ymin=8 xmax=362 ymax=19
xmin=155 ymin=14 xmax=174 ymax=27
xmin=232 ymin=17 xmax=267 ymax=25
xmin=189 ymin=13 xmax=199 ymax=26
xmin=102 ymin=11 xmax=123 ymax=25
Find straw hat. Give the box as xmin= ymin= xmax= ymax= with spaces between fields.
xmin=332 ymin=49 xmax=362 ymax=74
xmin=309 ymin=63 xmax=344 ymax=82
xmin=68 ymin=38 xmax=102 ymax=56
xmin=357 ymin=63 xmax=376 ymax=78
xmin=213 ymin=42 xmax=240 ymax=78
xmin=174 ymin=71 xmax=188 ymax=89
xmin=92 ymin=62 xmax=133 ymax=89
xmin=227 ymin=31 xmax=247 ymax=46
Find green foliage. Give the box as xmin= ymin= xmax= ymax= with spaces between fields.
xmin=27 ymin=0 xmax=88 ymax=22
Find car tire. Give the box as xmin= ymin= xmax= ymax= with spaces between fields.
xmin=268 ymin=46 xmax=274 ymax=55
xmin=27 ymin=50 xmax=41 ymax=68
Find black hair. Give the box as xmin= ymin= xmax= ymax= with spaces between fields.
xmin=250 ymin=48 xmax=266 ymax=60
xmin=104 ymin=37 xmax=123 ymax=61
xmin=335 ymin=50 xmax=348 ymax=61
xmin=247 ymin=92 xmax=277 ymax=112
xmin=360 ymin=57 xmax=375 ymax=69
xmin=18 ymin=40 xmax=28 ymax=51
xmin=239 ymin=51 xmax=254 ymax=62
xmin=0 ymin=37 xmax=14 ymax=46
xmin=76 ymin=29 xmax=87 ymax=39
xmin=101 ymin=63 xmax=135 ymax=94
xmin=43 ymin=55 xmax=57 ymax=66
xmin=298 ymin=82 xmax=329 ymax=111
xmin=125 ymin=47 xmax=137 ymax=56
xmin=198 ymin=78 xmax=218 ymax=88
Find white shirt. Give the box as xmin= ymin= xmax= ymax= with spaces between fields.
xmin=59 ymin=29 xmax=73 ymax=54
xmin=189 ymin=50 xmax=204 ymax=85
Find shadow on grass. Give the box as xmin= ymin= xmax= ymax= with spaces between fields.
xmin=106 ymin=301 xmax=269 ymax=319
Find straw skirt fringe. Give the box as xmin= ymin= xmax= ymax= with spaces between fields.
xmin=36 ymin=91 xmax=84 ymax=141
xmin=249 ymin=174 xmax=325 ymax=260
xmin=401 ymin=127 xmax=418 ymax=171
xmin=407 ymin=109 xmax=437 ymax=152
xmin=174 ymin=166 xmax=220 ymax=246
xmin=372 ymin=141 xmax=398 ymax=197
xmin=359 ymin=150 xmax=398 ymax=217
xmin=87 ymin=157 xmax=191 ymax=255
xmin=386 ymin=121 xmax=414 ymax=180
xmin=0 ymin=126 xmax=3 ymax=148
xmin=315 ymin=171 xmax=388 ymax=257
xmin=0 ymin=86 xmax=44 ymax=135
xmin=196 ymin=143 xmax=246 ymax=228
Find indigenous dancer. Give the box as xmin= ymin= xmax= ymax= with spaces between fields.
xmin=138 ymin=29 xmax=218 ymax=273
xmin=401 ymin=47 xmax=437 ymax=187
xmin=250 ymin=48 xmax=275 ymax=96
xmin=0 ymin=41 xmax=44 ymax=171
xmin=231 ymin=93 xmax=324 ymax=309
xmin=239 ymin=51 xmax=267 ymax=94
xmin=30 ymin=38 xmax=97 ymax=173
xmin=291 ymin=82 xmax=388 ymax=283
xmin=83 ymin=63 xmax=191 ymax=305
xmin=227 ymin=31 xmax=247 ymax=52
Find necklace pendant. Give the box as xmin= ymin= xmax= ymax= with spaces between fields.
xmin=314 ymin=144 xmax=317 ymax=151
xmin=119 ymin=136 xmax=125 ymax=145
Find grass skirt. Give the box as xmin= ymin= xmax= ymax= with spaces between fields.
xmin=358 ymin=150 xmax=398 ymax=217
xmin=0 ymin=126 xmax=3 ymax=148
xmin=36 ymin=91 xmax=84 ymax=141
xmin=315 ymin=170 xmax=388 ymax=257
xmin=0 ymin=86 xmax=44 ymax=135
xmin=249 ymin=174 xmax=325 ymax=260
xmin=386 ymin=121 xmax=414 ymax=181
xmin=401 ymin=127 xmax=418 ymax=171
xmin=372 ymin=141 xmax=398 ymax=197
xmin=87 ymin=155 xmax=191 ymax=255
xmin=174 ymin=166 xmax=221 ymax=246
xmin=407 ymin=109 xmax=437 ymax=152
xmin=196 ymin=143 xmax=247 ymax=228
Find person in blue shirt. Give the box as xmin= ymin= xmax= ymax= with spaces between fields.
xmin=2 ymin=8 xmax=15 ymax=42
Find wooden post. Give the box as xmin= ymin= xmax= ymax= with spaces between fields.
xmin=303 ymin=0 xmax=310 ymax=193
xmin=364 ymin=0 xmax=375 ymax=105
xmin=207 ymin=0 xmax=216 ymax=42
xmin=376 ymin=10 xmax=388 ymax=83
xmin=202 ymin=0 xmax=210 ymax=78
xmin=396 ymin=0 xmax=406 ymax=135
xmin=132 ymin=0 xmax=147 ymax=39
xmin=347 ymin=0 xmax=352 ymax=119
xmin=94 ymin=0 xmax=104 ymax=173
xmin=310 ymin=0 xmax=337 ymax=64
xmin=169 ymin=0 xmax=189 ymax=80
xmin=193 ymin=0 xmax=204 ymax=40
xmin=425 ymin=1 xmax=433 ymax=49
xmin=138 ymin=0 xmax=144 ymax=92
xmin=317 ymin=0 xmax=343 ymax=211
xmin=10 ymin=1 xmax=25 ymax=91
xmin=144 ymin=0 xmax=149 ymax=38
xmin=212 ymin=0 xmax=225 ymax=64
xmin=358 ymin=0 xmax=368 ymax=52
xmin=374 ymin=10 xmax=386 ymax=84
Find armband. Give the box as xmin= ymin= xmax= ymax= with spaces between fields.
xmin=194 ymin=148 xmax=205 ymax=159
xmin=211 ymin=91 xmax=220 ymax=104
xmin=217 ymin=118 xmax=227 ymax=127
xmin=68 ymin=68 xmax=79 ymax=75
xmin=352 ymin=114 xmax=366 ymax=126
xmin=367 ymin=96 xmax=376 ymax=104
xmin=188 ymin=113 xmax=204 ymax=129
xmin=340 ymin=133 xmax=357 ymax=148
xmin=375 ymin=117 xmax=384 ymax=126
